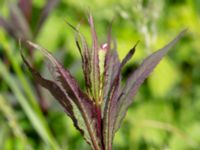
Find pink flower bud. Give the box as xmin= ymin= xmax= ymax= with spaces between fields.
xmin=100 ymin=43 xmax=108 ymax=51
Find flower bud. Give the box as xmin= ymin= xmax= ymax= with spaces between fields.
xmin=98 ymin=43 xmax=108 ymax=76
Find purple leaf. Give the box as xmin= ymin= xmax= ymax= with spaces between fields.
xmin=21 ymin=49 xmax=97 ymax=146
xmin=20 ymin=49 xmax=74 ymax=118
xmin=102 ymin=38 xmax=120 ymax=116
xmin=102 ymin=22 xmax=119 ymax=100
xmin=65 ymin=21 xmax=92 ymax=93
xmin=102 ymin=69 xmax=121 ymax=150
xmin=102 ymin=27 xmax=120 ymax=149
xmin=27 ymin=41 xmax=102 ymax=150
xmin=20 ymin=13 xmax=187 ymax=150
xmin=102 ymin=42 xmax=138 ymax=150
xmin=76 ymin=33 xmax=92 ymax=93
xmin=120 ymin=41 xmax=139 ymax=69
xmin=114 ymin=29 xmax=187 ymax=132
xmin=103 ymin=46 xmax=120 ymax=108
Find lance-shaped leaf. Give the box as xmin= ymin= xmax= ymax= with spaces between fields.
xmin=102 ymin=23 xmax=120 ymax=105
xmin=77 ymin=33 xmax=92 ymax=93
xmin=88 ymin=14 xmax=100 ymax=101
xmin=103 ymin=73 xmax=120 ymax=150
xmin=103 ymin=42 xmax=138 ymax=150
xmin=22 ymin=51 xmax=94 ymax=148
xmin=102 ymin=48 xmax=120 ymax=113
xmin=65 ymin=21 xmax=92 ymax=94
xmin=22 ymin=48 xmax=105 ymax=149
xmin=26 ymin=42 xmax=102 ymax=150
xmin=114 ymin=29 xmax=187 ymax=132
xmin=21 ymin=51 xmax=74 ymax=118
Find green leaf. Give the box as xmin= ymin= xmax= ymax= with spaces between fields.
xmin=88 ymin=14 xmax=100 ymax=102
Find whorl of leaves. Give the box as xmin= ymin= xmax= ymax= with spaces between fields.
xmin=21 ymin=14 xmax=187 ymax=150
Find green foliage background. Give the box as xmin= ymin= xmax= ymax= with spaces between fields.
xmin=0 ymin=0 xmax=199 ymax=149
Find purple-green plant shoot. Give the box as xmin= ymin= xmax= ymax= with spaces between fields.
xmin=21 ymin=14 xmax=187 ymax=150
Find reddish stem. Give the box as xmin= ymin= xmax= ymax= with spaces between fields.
xmin=95 ymin=104 xmax=105 ymax=150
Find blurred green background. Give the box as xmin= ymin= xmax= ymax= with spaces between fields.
xmin=0 ymin=0 xmax=199 ymax=149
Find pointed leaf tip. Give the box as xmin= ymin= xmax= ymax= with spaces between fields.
xmin=121 ymin=40 xmax=139 ymax=68
xmin=114 ymin=29 xmax=187 ymax=132
xmin=22 ymin=41 xmax=102 ymax=149
xmin=65 ymin=20 xmax=79 ymax=32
